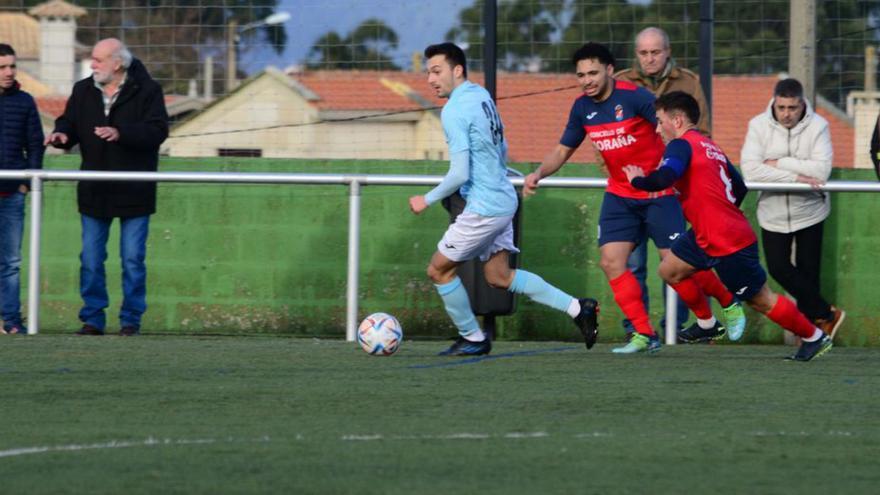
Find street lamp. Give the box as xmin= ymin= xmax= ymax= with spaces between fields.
xmin=226 ymin=11 xmax=291 ymax=91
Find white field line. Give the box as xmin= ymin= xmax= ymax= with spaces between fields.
xmin=0 ymin=436 xmax=272 ymax=459
xmin=0 ymin=430 xmax=858 ymax=458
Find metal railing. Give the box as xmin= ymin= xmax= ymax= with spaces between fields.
xmin=2 ymin=169 xmax=879 ymax=345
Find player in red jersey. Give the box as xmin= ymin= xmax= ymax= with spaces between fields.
xmin=623 ymin=91 xmax=832 ymax=361
xmin=524 ymin=43 xmax=741 ymax=354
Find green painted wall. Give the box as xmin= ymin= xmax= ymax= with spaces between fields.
xmin=28 ymin=156 xmax=879 ymax=346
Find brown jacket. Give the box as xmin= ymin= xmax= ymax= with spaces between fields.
xmin=614 ymin=65 xmax=710 ymax=135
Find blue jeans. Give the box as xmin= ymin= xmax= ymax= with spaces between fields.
xmin=0 ymin=192 xmax=25 ymax=329
xmin=79 ymin=214 xmax=150 ymax=330
xmin=623 ymin=234 xmax=689 ymax=335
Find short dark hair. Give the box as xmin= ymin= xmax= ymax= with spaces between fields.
xmin=0 ymin=44 xmax=15 ymax=57
xmin=774 ymin=78 xmax=804 ymax=99
xmin=571 ymin=42 xmax=615 ymax=68
xmin=655 ymin=91 xmax=701 ymax=126
xmin=424 ymin=42 xmax=468 ymax=79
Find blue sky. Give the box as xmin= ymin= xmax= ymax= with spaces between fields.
xmin=240 ymin=0 xmax=476 ymax=73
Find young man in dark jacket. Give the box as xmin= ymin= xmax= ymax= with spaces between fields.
xmin=46 ymin=38 xmax=168 ymax=336
xmin=0 ymin=43 xmax=44 ymax=335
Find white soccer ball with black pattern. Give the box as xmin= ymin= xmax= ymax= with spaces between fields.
xmin=357 ymin=313 xmax=403 ymax=356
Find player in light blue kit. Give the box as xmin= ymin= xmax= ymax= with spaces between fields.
xmin=409 ymin=43 xmax=599 ymax=356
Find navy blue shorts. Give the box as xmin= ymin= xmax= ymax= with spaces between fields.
xmin=670 ymin=230 xmax=767 ymax=300
xmin=597 ymin=193 xmax=685 ymax=248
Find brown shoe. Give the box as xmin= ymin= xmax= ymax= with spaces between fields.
xmin=75 ymin=324 xmax=104 ymax=336
xmin=815 ymin=306 xmax=845 ymax=340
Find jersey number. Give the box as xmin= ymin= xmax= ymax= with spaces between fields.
xmin=718 ymin=164 xmax=736 ymax=203
xmin=481 ymin=101 xmax=504 ymax=145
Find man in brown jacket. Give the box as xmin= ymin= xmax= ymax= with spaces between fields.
xmin=612 ymin=26 xmax=713 ymax=341
xmin=615 ymin=27 xmax=710 ymax=135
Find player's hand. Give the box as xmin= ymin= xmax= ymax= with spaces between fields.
xmin=523 ymin=172 xmax=542 ymax=197
xmin=409 ymin=195 xmax=428 ymax=214
xmin=796 ymin=174 xmax=824 ymax=190
xmin=764 ymin=159 xmax=779 ymax=167
xmin=94 ymin=126 xmax=120 ymax=142
xmin=622 ymin=165 xmax=645 ymax=182
xmin=44 ymin=132 xmax=68 ymax=147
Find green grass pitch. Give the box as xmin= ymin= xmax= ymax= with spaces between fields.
xmin=1 ymin=335 xmax=878 ymax=494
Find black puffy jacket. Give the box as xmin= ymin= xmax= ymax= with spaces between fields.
xmin=0 ymin=82 xmax=44 ymax=193
xmin=52 ymin=59 xmax=168 ymax=218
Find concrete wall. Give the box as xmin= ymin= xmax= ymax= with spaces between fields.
xmin=29 ymin=156 xmax=880 ymax=346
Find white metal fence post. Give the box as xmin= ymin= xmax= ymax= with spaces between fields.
xmin=665 ymin=285 xmax=678 ymax=345
xmin=26 ymin=174 xmax=42 ymax=335
xmin=346 ymin=180 xmax=362 ymax=342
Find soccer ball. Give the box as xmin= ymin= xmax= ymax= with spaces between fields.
xmin=357 ymin=313 xmax=403 ymax=356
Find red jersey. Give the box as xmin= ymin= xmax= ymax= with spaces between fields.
xmin=671 ymin=130 xmax=756 ymax=256
xmin=560 ymin=80 xmax=672 ymax=199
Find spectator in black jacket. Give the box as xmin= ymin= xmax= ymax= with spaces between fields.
xmin=46 ymin=38 xmax=168 ymax=336
xmin=0 ymin=43 xmax=44 ymax=335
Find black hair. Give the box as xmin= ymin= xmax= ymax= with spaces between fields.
xmin=655 ymin=91 xmax=701 ymax=126
xmin=571 ymin=42 xmax=615 ymax=68
xmin=0 ymin=44 xmax=16 ymax=57
xmin=774 ymin=78 xmax=804 ymax=99
xmin=424 ymin=42 xmax=468 ymax=78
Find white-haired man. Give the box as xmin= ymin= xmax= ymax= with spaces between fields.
xmin=46 ymin=38 xmax=168 ymax=336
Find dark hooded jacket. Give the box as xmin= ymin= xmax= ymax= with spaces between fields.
xmin=52 ymin=58 xmax=168 ymax=218
xmin=0 ymin=81 xmax=44 ymax=193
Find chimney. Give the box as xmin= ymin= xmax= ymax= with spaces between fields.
xmin=29 ymin=0 xmax=87 ymax=95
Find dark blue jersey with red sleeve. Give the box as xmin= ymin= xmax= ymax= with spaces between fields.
xmin=560 ymin=80 xmax=671 ymax=199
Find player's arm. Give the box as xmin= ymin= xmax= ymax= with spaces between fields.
xmin=726 ymin=159 xmax=748 ymax=207
xmin=524 ymin=101 xmax=584 ymax=196
xmin=410 ymin=112 xmax=471 ymax=214
xmin=624 ymin=139 xmax=690 ymax=191
xmin=523 ymin=144 xmax=577 ymax=196
xmin=410 ymin=150 xmax=470 ymax=214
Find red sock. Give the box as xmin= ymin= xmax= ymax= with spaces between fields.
xmin=766 ymin=295 xmax=816 ymax=338
xmin=692 ymin=270 xmax=734 ymax=307
xmin=670 ymin=277 xmax=713 ymax=320
xmin=609 ymin=271 xmax=655 ymax=337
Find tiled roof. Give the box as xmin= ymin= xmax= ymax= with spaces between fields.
xmin=291 ymin=70 xmax=854 ymax=167
xmin=0 ymin=13 xmax=40 ymax=59
xmin=294 ymin=71 xmax=443 ymax=111
xmin=28 ymin=0 xmax=87 ymax=18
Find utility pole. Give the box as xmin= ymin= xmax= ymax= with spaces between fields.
xmin=699 ymin=0 xmax=714 ymax=130
xmin=789 ymin=0 xmax=817 ymax=104
xmin=227 ymin=19 xmax=237 ymax=92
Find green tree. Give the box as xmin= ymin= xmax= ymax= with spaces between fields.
xmin=446 ymin=0 xmax=568 ymax=72
xmin=307 ymin=19 xmax=400 ymax=70
xmin=445 ymin=0 xmax=880 ymax=108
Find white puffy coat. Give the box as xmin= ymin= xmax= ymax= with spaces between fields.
xmin=740 ymin=98 xmax=833 ymax=233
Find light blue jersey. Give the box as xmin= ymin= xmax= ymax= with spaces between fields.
xmin=442 ymin=81 xmax=518 ymax=217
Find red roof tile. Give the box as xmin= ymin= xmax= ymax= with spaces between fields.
xmin=291 ymin=71 xmax=854 ymax=168
xmin=294 ymin=71 xmax=444 ymax=111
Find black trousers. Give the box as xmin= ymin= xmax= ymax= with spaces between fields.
xmin=761 ymin=221 xmax=832 ymax=321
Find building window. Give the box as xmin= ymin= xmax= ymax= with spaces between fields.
xmin=218 ymin=148 xmax=262 ymax=157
